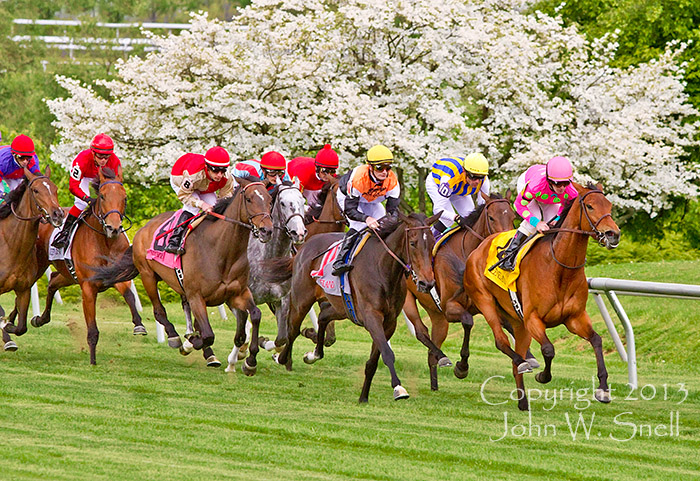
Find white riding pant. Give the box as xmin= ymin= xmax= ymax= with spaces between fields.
xmin=170 ymin=178 xmax=217 ymax=215
xmin=425 ymin=174 xmax=490 ymax=227
xmin=516 ymin=172 xmax=561 ymax=235
xmin=336 ymin=189 xmax=386 ymax=232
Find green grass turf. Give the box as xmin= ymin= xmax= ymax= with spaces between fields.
xmin=0 ymin=260 xmax=698 ymax=480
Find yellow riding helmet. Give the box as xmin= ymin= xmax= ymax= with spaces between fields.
xmin=462 ymin=152 xmax=489 ymax=176
xmin=366 ymin=145 xmax=393 ymax=165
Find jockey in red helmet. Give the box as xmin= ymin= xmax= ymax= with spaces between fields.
xmin=233 ymin=151 xmax=291 ymax=189
xmin=52 ymin=133 xmax=122 ymax=250
xmin=165 ymin=146 xmax=235 ymax=255
xmin=0 ymin=135 xmax=42 ymax=197
xmin=287 ymin=144 xmax=339 ymax=208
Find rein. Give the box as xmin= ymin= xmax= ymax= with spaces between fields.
xmin=83 ymin=179 xmax=133 ymax=235
xmin=371 ymin=222 xmax=432 ymax=283
xmin=209 ymin=182 xmax=272 ymax=238
xmin=459 ymin=198 xmax=511 ymax=258
xmin=10 ymin=176 xmax=53 ymax=223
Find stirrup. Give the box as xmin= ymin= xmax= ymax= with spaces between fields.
xmin=332 ymin=263 xmax=353 ymax=276
xmin=164 ymin=244 xmax=185 ymax=255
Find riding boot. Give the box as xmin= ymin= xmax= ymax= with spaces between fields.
xmin=51 ymin=213 xmax=79 ymax=250
xmin=164 ymin=211 xmax=195 ymax=255
xmin=431 ymin=220 xmax=449 ymax=241
xmin=331 ymin=229 xmax=358 ymax=276
xmin=498 ymin=230 xmax=528 ymax=271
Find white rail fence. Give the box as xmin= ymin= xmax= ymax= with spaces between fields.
xmin=587 ymin=277 xmax=700 ymax=390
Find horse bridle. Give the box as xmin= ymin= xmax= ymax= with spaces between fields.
xmin=273 ymin=184 xmax=305 ymax=239
xmin=459 ymin=198 xmax=512 ymax=259
xmin=10 ymin=175 xmax=54 ymax=224
xmin=371 ymin=221 xmax=433 ymax=284
xmin=84 ymin=180 xmax=133 ymax=235
xmin=236 ymin=182 xmax=273 ymax=238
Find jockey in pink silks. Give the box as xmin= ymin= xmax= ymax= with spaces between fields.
xmin=498 ymin=156 xmax=579 ymax=271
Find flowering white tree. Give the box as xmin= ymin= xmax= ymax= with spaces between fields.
xmin=47 ymin=0 xmax=700 ymax=217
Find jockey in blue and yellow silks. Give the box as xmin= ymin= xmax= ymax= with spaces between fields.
xmin=426 ymin=152 xmax=491 ymax=238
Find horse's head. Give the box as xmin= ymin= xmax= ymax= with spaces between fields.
xmin=397 ymin=211 xmax=441 ymax=293
xmin=575 ymin=183 xmax=621 ymax=249
xmin=274 ymin=179 xmax=307 ymax=244
xmin=24 ymin=166 xmax=64 ymax=228
xmin=236 ymin=176 xmax=274 ymax=242
xmin=94 ymin=166 xmax=127 ymax=239
xmin=482 ymin=192 xmax=515 ymax=235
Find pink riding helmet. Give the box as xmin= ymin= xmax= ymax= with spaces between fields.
xmin=546 ymin=156 xmax=574 ymax=182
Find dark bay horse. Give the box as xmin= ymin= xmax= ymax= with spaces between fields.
xmin=403 ymin=193 xmax=516 ymax=391
xmin=0 ymin=167 xmax=64 ymax=351
xmin=463 ymin=183 xmax=620 ymax=410
xmin=304 ymin=177 xmax=345 ymax=238
xmin=92 ymin=177 xmax=274 ymax=374
xmin=30 ymin=167 xmax=144 ymax=364
xmin=265 ymin=212 xmax=440 ymax=402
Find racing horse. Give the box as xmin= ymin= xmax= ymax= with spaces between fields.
xmin=30 ymin=167 xmax=144 ymax=364
xmin=402 ymin=192 xmax=519 ymax=391
xmin=463 ymin=183 xmax=620 ymax=410
xmin=92 ymin=177 xmax=274 ymax=374
xmin=0 ymin=167 xmax=64 ymax=351
xmin=265 ymin=212 xmax=440 ymax=402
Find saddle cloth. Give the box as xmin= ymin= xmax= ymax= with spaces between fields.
xmin=484 ymin=230 xmax=542 ymax=292
xmin=432 ymin=225 xmax=460 ymax=256
xmin=310 ymin=232 xmax=372 ymax=297
xmin=146 ymin=210 xmax=187 ymax=269
xmin=47 ymin=219 xmax=81 ymax=261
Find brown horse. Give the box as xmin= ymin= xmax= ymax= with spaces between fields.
xmin=463 ymin=183 xmax=620 ymax=410
xmin=92 ymin=177 xmax=274 ymax=374
xmin=28 ymin=167 xmax=145 ymax=364
xmin=265 ymin=212 xmax=440 ymax=402
xmin=402 ymin=193 xmax=517 ymax=391
xmin=304 ymin=177 xmax=345 ymax=238
xmin=0 ymin=167 xmax=64 ymax=350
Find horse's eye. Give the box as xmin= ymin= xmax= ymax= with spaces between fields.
xmin=586 ymin=204 xmax=594 ymax=210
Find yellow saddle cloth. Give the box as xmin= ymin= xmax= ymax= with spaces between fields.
xmin=485 ymin=230 xmax=542 ymax=293
xmin=432 ymin=225 xmax=461 ymax=256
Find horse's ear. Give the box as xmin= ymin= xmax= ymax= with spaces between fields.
xmin=426 ymin=211 xmax=443 ymax=226
xmin=23 ymin=165 xmax=36 ymax=180
xmin=293 ymin=176 xmax=300 ymax=189
xmin=505 ymin=188 xmax=512 ymax=202
xmin=116 ymin=165 xmax=123 ymax=181
xmin=595 ymin=182 xmax=604 ymax=193
xmin=397 ymin=210 xmax=410 ymax=223
xmin=45 ymin=165 xmax=51 ymax=178
xmin=235 ymin=175 xmax=250 ymax=187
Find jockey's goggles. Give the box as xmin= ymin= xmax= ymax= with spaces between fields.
xmin=316 ymin=167 xmax=337 ymax=175
xmin=549 ymin=179 xmax=570 ymax=188
xmin=372 ymin=163 xmax=392 ymax=172
xmin=94 ymin=152 xmax=111 ymax=160
xmin=465 ymin=172 xmax=485 ymax=181
xmin=263 ymin=169 xmax=285 ymax=178
xmin=13 ymin=154 xmax=33 ymax=164
xmin=207 ymin=165 xmax=228 ymax=174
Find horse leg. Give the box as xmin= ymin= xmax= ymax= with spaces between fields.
xmin=565 ymin=313 xmax=611 ymax=403
xmin=186 ymin=295 xmax=215 ymax=350
xmin=512 ymin=322 xmax=533 ymax=411
xmin=142 ymin=272 xmax=181 ymax=348
xmin=30 ymin=271 xmax=72 ymax=329
xmin=0 ymin=304 xmax=17 ymax=352
xmin=361 ymin=311 xmax=407 ymax=402
xmin=302 ymin=303 xmax=343 ymax=364
xmin=228 ymin=289 xmax=259 ymax=376
xmin=271 ymin=297 xmax=289 ymax=349
xmin=302 ymin=301 xmax=336 ymax=346
xmin=80 ymin=282 xmax=100 ymax=365
xmin=453 ymin=310 xmax=474 ymax=381
xmin=115 ymin=281 xmax=146 ymax=335
xmin=526 ymin=317 xmax=555 ymax=384
xmin=359 ymin=342 xmax=381 ymax=403
xmin=277 ymin=290 xmax=316 ymax=371
xmin=1 ymin=289 xmax=31 ymax=337
xmin=225 ymin=304 xmax=249 ymax=373
xmin=202 ymin=346 xmax=221 ymax=368
xmin=502 ymin=318 xmax=539 ymax=369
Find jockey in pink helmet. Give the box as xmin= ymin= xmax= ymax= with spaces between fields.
xmin=498 ymin=155 xmax=578 ymax=271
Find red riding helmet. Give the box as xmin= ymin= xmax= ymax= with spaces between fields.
xmin=315 ymin=144 xmax=339 ymax=169
xmin=204 ymin=146 xmax=230 ymax=167
xmin=91 ymin=133 xmax=114 ymax=155
xmin=11 ymin=134 xmax=36 ymax=156
xmin=260 ymin=151 xmax=286 ymax=170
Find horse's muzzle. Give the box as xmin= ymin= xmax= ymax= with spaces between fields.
xmin=416 ymin=279 xmax=435 ymax=294
xmin=50 ymin=209 xmax=65 ymax=228
xmin=104 ymin=225 xmax=121 ymax=239
xmin=258 ymin=227 xmax=273 ymax=243
xmin=290 ymin=229 xmax=307 ymax=245
xmin=603 ymin=230 xmax=620 ymax=249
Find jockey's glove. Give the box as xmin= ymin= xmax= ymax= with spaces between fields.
xmin=83 ymin=195 xmax=96 ymax=204
xmin=456 ymin=215 xmax=469 ymax=229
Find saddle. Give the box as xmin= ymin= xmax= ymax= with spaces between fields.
xmin=484 ymin=231 xmax=542 ymax=292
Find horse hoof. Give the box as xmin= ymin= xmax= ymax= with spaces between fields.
xmin=301 ymin=328 xmax=317 ymax=342
xmin=438 ymin=356 xmax=453 ymax=368
xmin=133 ymin=325 xmax=147 ymax=335
xmin=526 ymin=357 xmax=540 ymax=369
xmin=535 ymin=372 xmax=551 ymax=384
xmin=393 ymin=385 xmax=410 ymax=401
xmin=167 ymin=336 xmax=182 ymax=349
xmin=0 ymin=318 xmax=9 ymax=330
xmin=237 ymin=343 xmax=248 ymax=360
xmin=206 ymin=355 xmax=221 ymax=368
xmin=30 ymin=316 xmax=43 ymax=328
xmin=257 ymin=336 xmax=270 ymax=348
xmin=225 ymin=363 xmax=236 ymax=373
xmin=180 ymin=338 xmax=194 ymax=356
xmin=453 ymin=362 xmax=469 ymax=379
xmin=517 ymin=361 xmax=533 ymax=374
xmin=241 ymin=360 xmax=257 ymax=376
xmin=303 ymin=351 xmax=318 ymax=364
xmin=323 ymin=337 xmax=336 ymax=347
xmin=595 ymin=389 xmax=611 ymax=403
xmin=3 ymin=341 xmax=18 ymax=352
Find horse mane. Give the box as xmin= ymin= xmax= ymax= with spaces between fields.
xmin=0 ymin=180 xmax=27 ymax=219
xmin=375 ymin=212 xmax=427 ymax=239
xmin=460 ymin=192 xmax=503 ymax=228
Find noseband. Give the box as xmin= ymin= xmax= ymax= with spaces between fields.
xmin=239 ymin=182 xmax=273 ymax=238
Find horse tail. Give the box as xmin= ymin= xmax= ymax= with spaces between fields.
xmin=89 ymin=246 xmax=139 ymax=287
xmin=259 ymin=256 xmax=294 ymax=284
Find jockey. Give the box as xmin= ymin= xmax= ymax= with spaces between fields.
xmin=332 ymin=144 xmax=400 ymax=275
xmin=52 ymin=133 xmax=121 ymax=250
xmin=166 ymin=146 xmax=235 ymax=255
xmin=426 ymin=152 xmax=491 ymax=238
xmin=0 ymin=134 xmax=41 ymax=196
xmin=233 ymin=151 xmax=291 ymax=189
xmin=498 ymin=155 xmax=579 ymax=271
xmin=288 ymin=144 xmax=339 ymax=209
